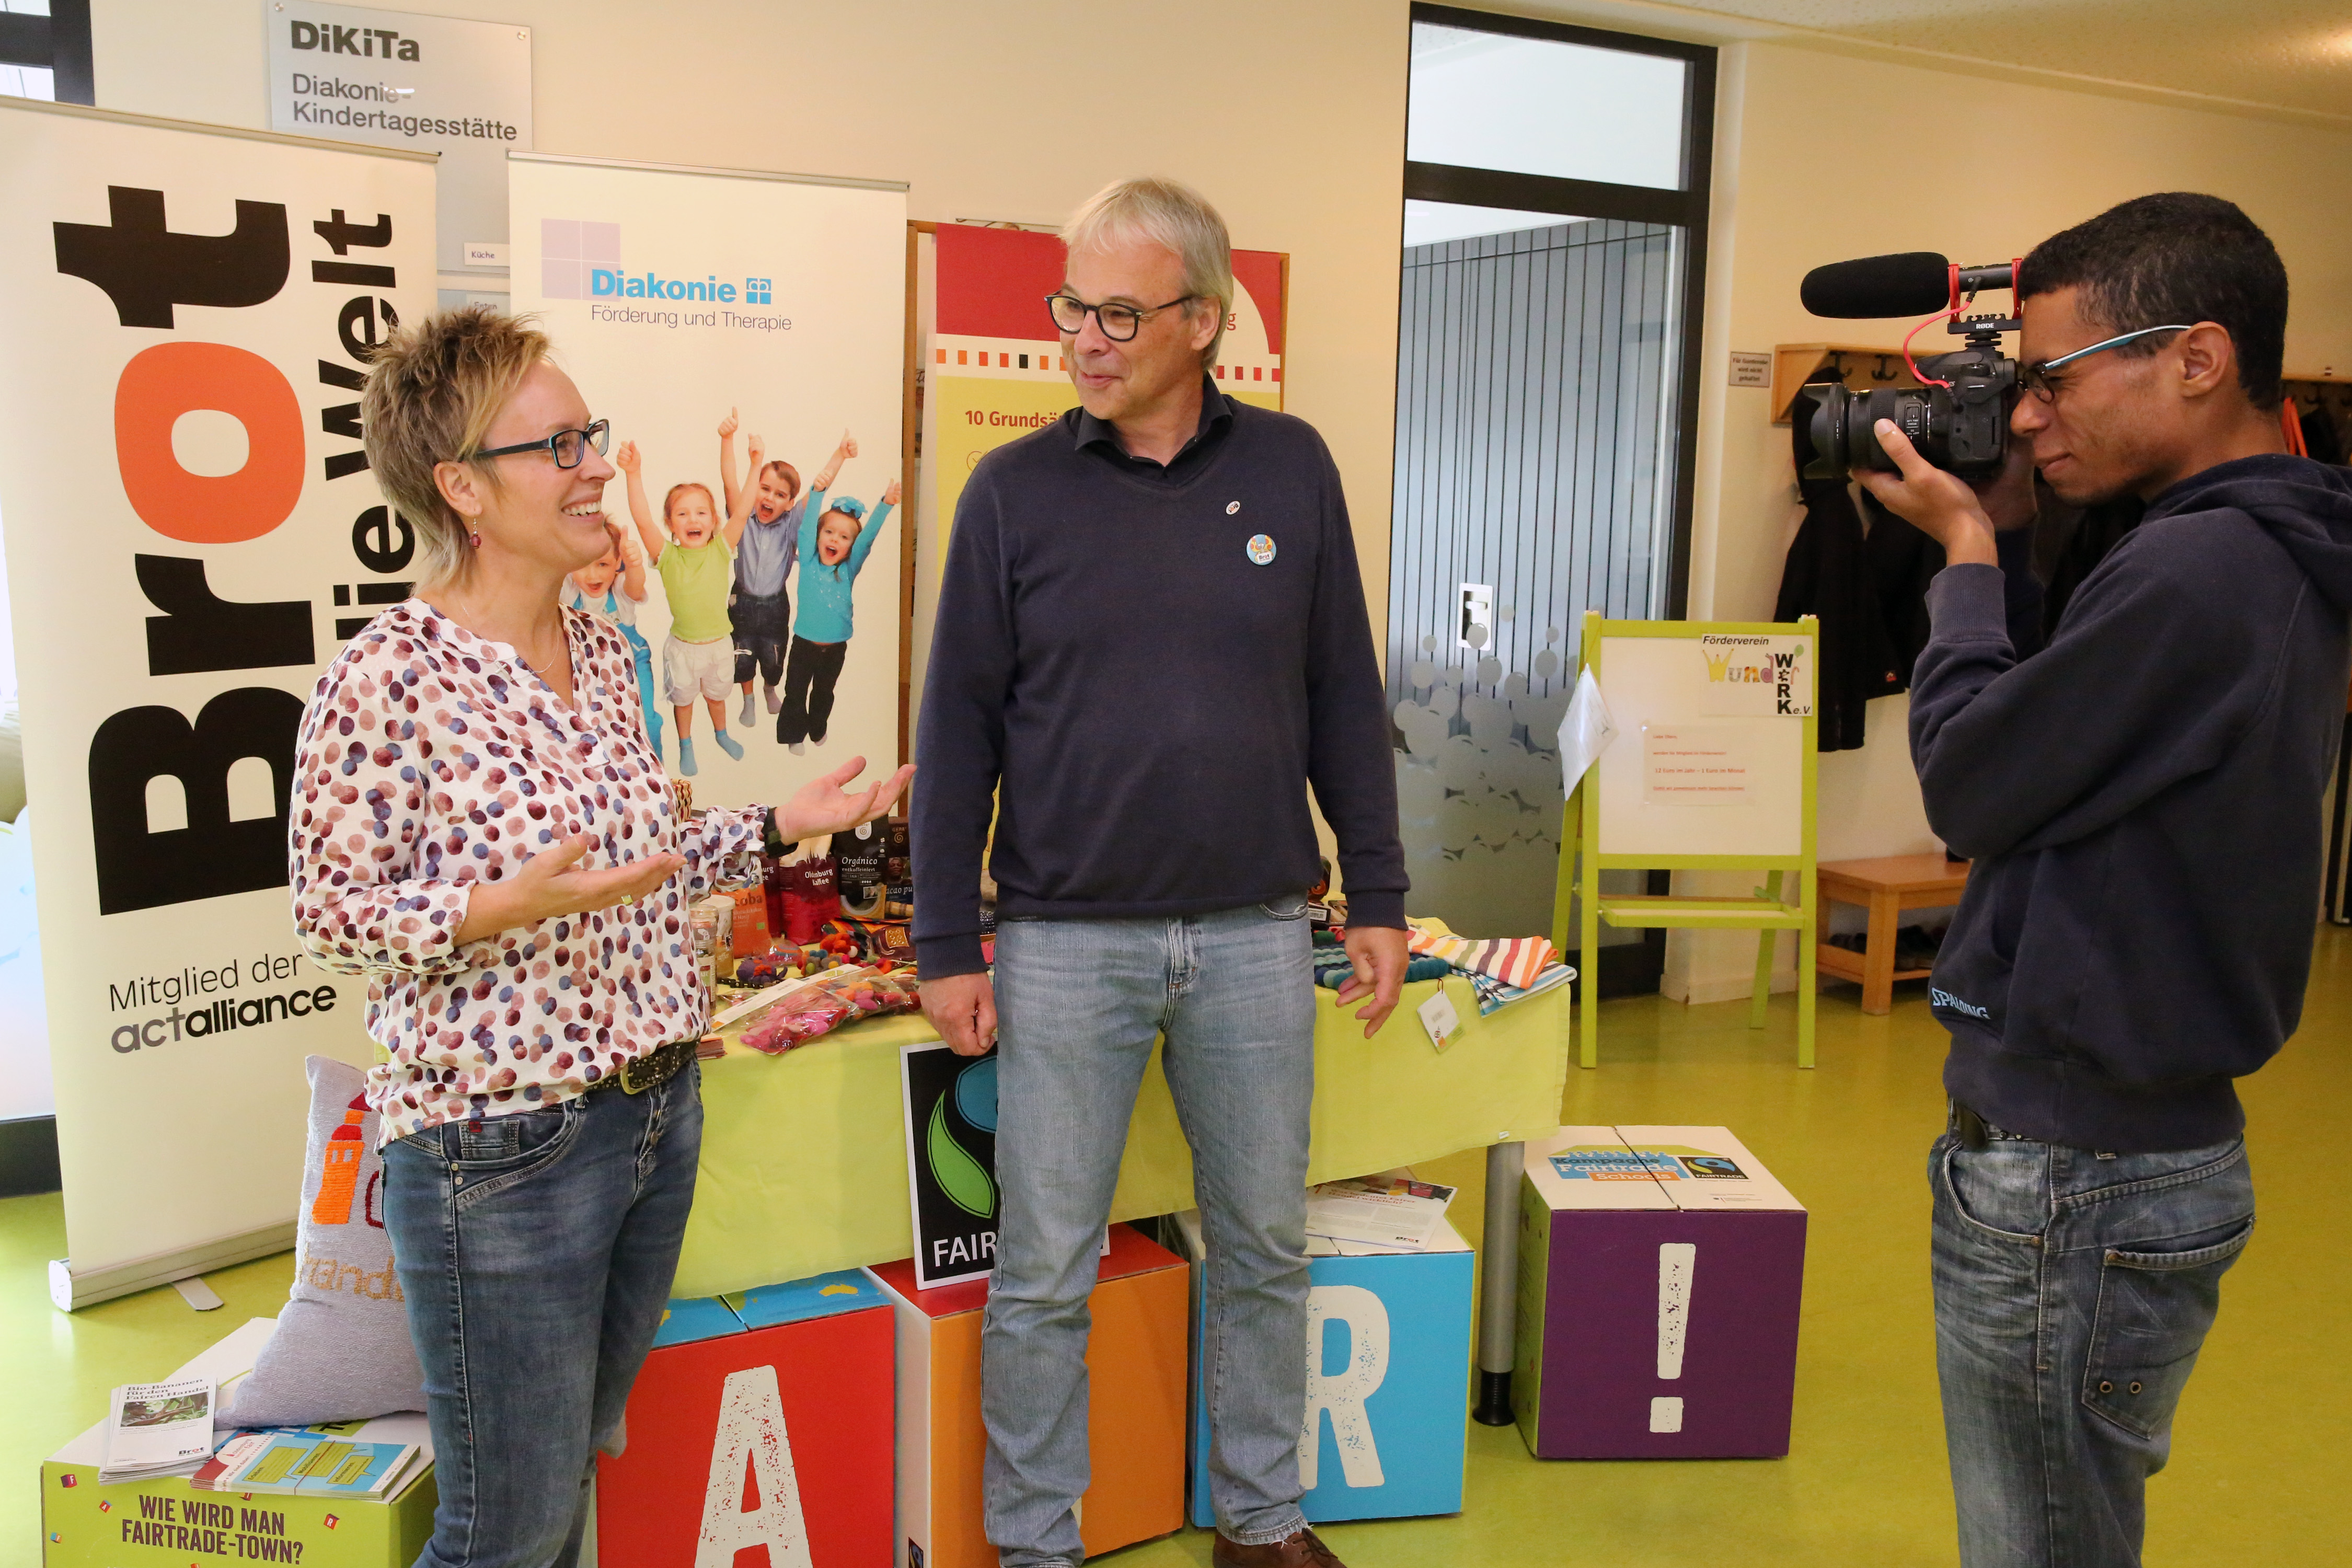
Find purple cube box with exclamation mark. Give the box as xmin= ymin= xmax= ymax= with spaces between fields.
xmin=1511 ymin=1125 xmax=1807 ymax=1459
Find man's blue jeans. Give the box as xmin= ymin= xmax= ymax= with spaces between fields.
xmin=382 ymin=1066 xmax=702 ymax=1568
xmin=983 ymin=905 xmax=1317 ymax=1567
xmin=1930 ymin=1128 xmax=2255 ymax=1567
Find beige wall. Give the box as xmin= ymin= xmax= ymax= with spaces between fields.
xmin=85 ymin=6 xmax=2352 ymax=983
xmin=89 ymin=0 xmax=1417 ymax=660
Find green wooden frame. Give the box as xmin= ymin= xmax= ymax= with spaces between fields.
xmin=1551 ymin=611 xmax=1819 ymax=1069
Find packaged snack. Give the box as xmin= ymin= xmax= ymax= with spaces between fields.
xmin=719 ymin=875 xmax=770 ymax=958
xmin=779 ymin=854 xmax=840 ymax=943
xmin=732 ymin=964 xmax=921 ymax=1054
xmin=833 ymin=823 xmax=891 ymax=918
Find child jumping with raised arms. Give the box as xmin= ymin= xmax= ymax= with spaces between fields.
xmin=617 ymin=435 xmax=763 ymax=777
xmin=717 ymin=406 xmax=816 ymax=732
xmin=562 ymin=522 xmax=664 ymax=763
xmin=777 ymin=428 xmax=896 ymax=753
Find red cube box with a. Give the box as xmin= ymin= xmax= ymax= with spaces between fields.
xmin=596 ymin=1270 xmax=893 ymax=1564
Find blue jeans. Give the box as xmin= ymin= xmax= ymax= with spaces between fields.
xmin=382 ymin=1066 xmax=702 ymax=1568
xmin=1930 ymin=1127 xmax=2255 ymax=1568
xmin=984 ymin=904 xmax=1317 ymax=1567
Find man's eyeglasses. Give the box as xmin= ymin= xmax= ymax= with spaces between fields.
xmin=1044 ymin=292 xmax=1196 ymax=342
xmin=472 ymin=419 xmax=611 ymax=469
xmin=2019 ymin=326 xmax=2192 ymax=403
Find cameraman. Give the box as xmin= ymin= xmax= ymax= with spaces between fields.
xmin=1861 ymin=192 xmax=2352 ymax=1567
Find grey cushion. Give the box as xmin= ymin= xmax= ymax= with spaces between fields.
xmin=219 ymin=1056 xmax=425 ymax=1427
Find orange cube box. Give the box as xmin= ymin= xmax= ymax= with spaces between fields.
xmin=870 ymin=1224 xmax=1189 ymax=1568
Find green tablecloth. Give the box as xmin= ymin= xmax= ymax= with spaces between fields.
xmin=672 ymin=973 xmax=1570 ymax=1299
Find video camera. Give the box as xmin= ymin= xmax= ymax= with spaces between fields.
xmin=1792 ymin=252 xmax=2021 ymax=480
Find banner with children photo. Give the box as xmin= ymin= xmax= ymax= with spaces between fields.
xmin=508 ymin=152 xmax=909 ymax=802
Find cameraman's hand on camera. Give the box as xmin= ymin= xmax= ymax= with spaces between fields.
xmin=1972 ymin=438 xmax=2039 ymax=534
xmin=1857 ymin=420 xmax=1999 ymax=567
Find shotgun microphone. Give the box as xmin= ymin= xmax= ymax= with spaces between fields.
xmin=1800 ymin=253 xmax=2018 ymax=319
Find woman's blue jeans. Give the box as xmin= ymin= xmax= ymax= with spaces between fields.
xmin=1930 ymin=1128 xmax=2255 ymax=1568
xmin=982 ymin=904 xmax=1318 ymax=1567
xmin=382 ymin=1065 xmax=702 ymax=1568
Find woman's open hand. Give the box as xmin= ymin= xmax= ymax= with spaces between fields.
xmin=776 ymin=756 xmax=914 ymax=843
xmin=455 ymin=834 xmax=684 ymax=942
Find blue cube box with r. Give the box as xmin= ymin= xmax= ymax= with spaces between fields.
xmin=1171 ymin=1197 xmax=1474 ymax=1526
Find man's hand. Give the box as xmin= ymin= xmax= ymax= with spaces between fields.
xmin=1856 ymin=421 xmax=1998 ymax=567
xmin=1334 ymin=925 xmax=1409 ymax=1037
xmin=1972 ymin=436 xmax=2039 ymax=534
xmin=923 ymin=972 xmax=998 ymax=1057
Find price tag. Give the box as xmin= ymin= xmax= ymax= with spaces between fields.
xmin=1417 ymin=989 xmax=1461 ymax=1053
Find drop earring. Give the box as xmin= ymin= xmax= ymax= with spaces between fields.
xmin=468 ymin=528 xmax=481 ymax=548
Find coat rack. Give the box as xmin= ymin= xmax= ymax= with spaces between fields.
xmin=1770 ymin=343 xmax=1924 ymax=425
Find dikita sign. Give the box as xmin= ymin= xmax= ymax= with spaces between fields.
xmin=539 ymin=217 xmax=775 ymax=306
xmin=266 ymin=2 xmax=535 ymax=276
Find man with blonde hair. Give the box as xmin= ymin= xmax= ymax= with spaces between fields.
xmin=916 ymin=178 xmax=1409 ymax=1568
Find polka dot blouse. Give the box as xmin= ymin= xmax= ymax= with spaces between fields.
xmin=289 ymin=599 xmax=765 ymax=1144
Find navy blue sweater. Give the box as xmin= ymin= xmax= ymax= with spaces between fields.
xmin=912 ymin=383 xmax=1408 ymax=978
xmin=1913 ymin=454 xmax=2352 ymax=1151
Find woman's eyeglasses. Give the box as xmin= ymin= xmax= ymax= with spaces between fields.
xmin=1044 ymin=293 xmax=1196 ymax=342
xmin=472 ymin=418 xmax=612 ymax=469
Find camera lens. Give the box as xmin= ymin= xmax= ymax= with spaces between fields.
xmin=1792 ymin=351 xmax=2013 ymax=480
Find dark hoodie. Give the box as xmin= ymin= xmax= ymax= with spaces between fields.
xmin=1911 ymin=454 xmax=2352 ymax=1152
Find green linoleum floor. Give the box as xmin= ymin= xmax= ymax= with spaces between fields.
xmin=10 ymin=928 xmax=2350 ymax=1565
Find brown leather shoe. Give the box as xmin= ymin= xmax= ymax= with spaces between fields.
xmin=1212 ymin=1526 xmax=1347 ymax=1567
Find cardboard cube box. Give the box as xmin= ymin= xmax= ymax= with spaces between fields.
xmin=870 ymin=1224 xmax=1190 ymax=1568
xmin=1172 ymin=1205 xmax=1473 ymax=1527
xmin=596 ymin=1270 xmax=894 ymax=1566
xmin=43 ymin=1318 xmax=436 ymax=1568
xmin=1513 ymin=1125 xmax=1807 ymax=1459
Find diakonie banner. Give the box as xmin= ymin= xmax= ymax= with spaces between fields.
xmin=508 ymin=153 xmax=909 ymax=810
xmin=0 ymin=100 xmax=435 ymax=1301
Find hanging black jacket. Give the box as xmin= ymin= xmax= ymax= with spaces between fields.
xmin=1774 ymin=476 xmax=1901 ymax=750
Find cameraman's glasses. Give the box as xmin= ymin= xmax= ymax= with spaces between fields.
xmin=2019 ymin=325 xmax=2192 ymax=403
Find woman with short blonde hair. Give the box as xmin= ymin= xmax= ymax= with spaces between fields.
xmin=291 ymin=306 xmax=909 ymax=1567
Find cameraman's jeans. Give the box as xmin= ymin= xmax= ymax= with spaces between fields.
xmin=1930 ymin=1129 xmax=2254 ymax=1568
xmin=983 ymin=905 xmax=1317 ymax=1567
xmin=382 ymin=1066 xmax=702 ymax=1568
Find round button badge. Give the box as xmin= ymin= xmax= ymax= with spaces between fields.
xmin=1247 ymin=534 xmax=1276 ymax=566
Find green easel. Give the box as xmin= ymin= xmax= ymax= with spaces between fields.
xmin=1553 ymin=611 xmax=1819 ymax=1069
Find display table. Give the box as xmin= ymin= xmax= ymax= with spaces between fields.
xmin=673 ymin=974 xmax=1570 ymax=1299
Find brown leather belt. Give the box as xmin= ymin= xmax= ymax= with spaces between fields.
xmin=591 ymin=1036 xmax=698 ymax=1097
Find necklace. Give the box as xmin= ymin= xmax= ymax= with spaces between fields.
xmin=446 ymin=591 xmax=563 ymax=678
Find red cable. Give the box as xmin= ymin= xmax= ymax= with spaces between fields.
xmin=1896 ymin=262 xmax=1963 ymax=388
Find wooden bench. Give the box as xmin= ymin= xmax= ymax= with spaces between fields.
xmin=1816 ymin=855 xmax=1970 ymax=1015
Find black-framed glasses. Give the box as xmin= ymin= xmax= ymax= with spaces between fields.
xmin=2018 ymin=326 xmax=2192 ymax=404
xmin=472 ymin=418 xmax=611 ymax=468
xmin=1044 ymin=292 xmax=1196 ymax=342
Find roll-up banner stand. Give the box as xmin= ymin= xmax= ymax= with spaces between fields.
xmin=0 ymin=100 xmax=435 ymax=1308
xmin=506 ymin=152 xmax=910 ymax=811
